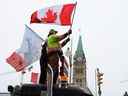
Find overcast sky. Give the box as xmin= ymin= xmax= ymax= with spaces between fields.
xmin=0 ymin=0 xmax=128 ymax=96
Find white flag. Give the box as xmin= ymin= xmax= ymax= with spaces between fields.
xmin=6 ymin=25 xmax=44 ymax=71
xmin=17 ymin=25 xmax=44 ymax=66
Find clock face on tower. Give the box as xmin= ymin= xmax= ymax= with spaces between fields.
xmin=77 ymin=56 xmax=82 ymax=62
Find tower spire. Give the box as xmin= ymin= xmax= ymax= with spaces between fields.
xmin=74 ymin=35 xmax=85 ymax=60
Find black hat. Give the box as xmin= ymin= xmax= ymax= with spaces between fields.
xmin=49 ymin=29 xmax=58 ymax=34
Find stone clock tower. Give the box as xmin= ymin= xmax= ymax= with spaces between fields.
xmin=73 ymin=35 xmax=86 ymax=89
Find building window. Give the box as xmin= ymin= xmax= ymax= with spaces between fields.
xmin=75 ymin=69 xmax=83 ymax=74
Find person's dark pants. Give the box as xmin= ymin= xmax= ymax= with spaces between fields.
xmin=52 ymin=68 xmax=59 ymax=84
xmin=39 ymin=62 xmax=47 ymax=84
xmin=39 ymin=43 xmax=48 ymax=84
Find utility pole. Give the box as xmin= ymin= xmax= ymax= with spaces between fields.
xmin=96 ymin=68 xmax=104 ymax=96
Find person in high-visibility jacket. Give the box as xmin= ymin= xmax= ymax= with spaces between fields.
xmin=47 ymin=29 xmax=71 ymax=84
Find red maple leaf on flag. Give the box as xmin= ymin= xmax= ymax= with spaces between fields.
xmin=41 ymin=9 xmax=57 ymax=23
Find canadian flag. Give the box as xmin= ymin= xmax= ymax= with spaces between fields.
xmin=30 ymin=3 xmax=76 ymax=25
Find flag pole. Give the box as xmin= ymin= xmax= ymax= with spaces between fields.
xmin=68 ymin=2 xmax=77 ymax=83
xmin=25 ymin=24 xmax=44 ymax=41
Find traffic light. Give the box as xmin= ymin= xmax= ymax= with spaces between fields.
xmin=97 ymin=68 xmax=103 ymax=86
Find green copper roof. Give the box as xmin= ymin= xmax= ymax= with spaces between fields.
xmin=75 ymin=35 xmax=85 ymax=57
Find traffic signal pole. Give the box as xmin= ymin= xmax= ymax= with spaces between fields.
xmin=95 ymin=69 xmax=98 ymax=96
xmin=96 ymin=68 xmax=103 ymax=96
xmin=98 ymin=85 xmax=102 ymax=96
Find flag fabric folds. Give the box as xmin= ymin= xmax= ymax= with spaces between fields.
xmin=31 ymin=72 xmax=39 ymax=84
xmin=18 ymin=25 xmax=44 ymax=65
xmin=6 ymin=25 xmax=44 ymax=72
xmin=30 ymin=3 xmax=76 ymax=25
